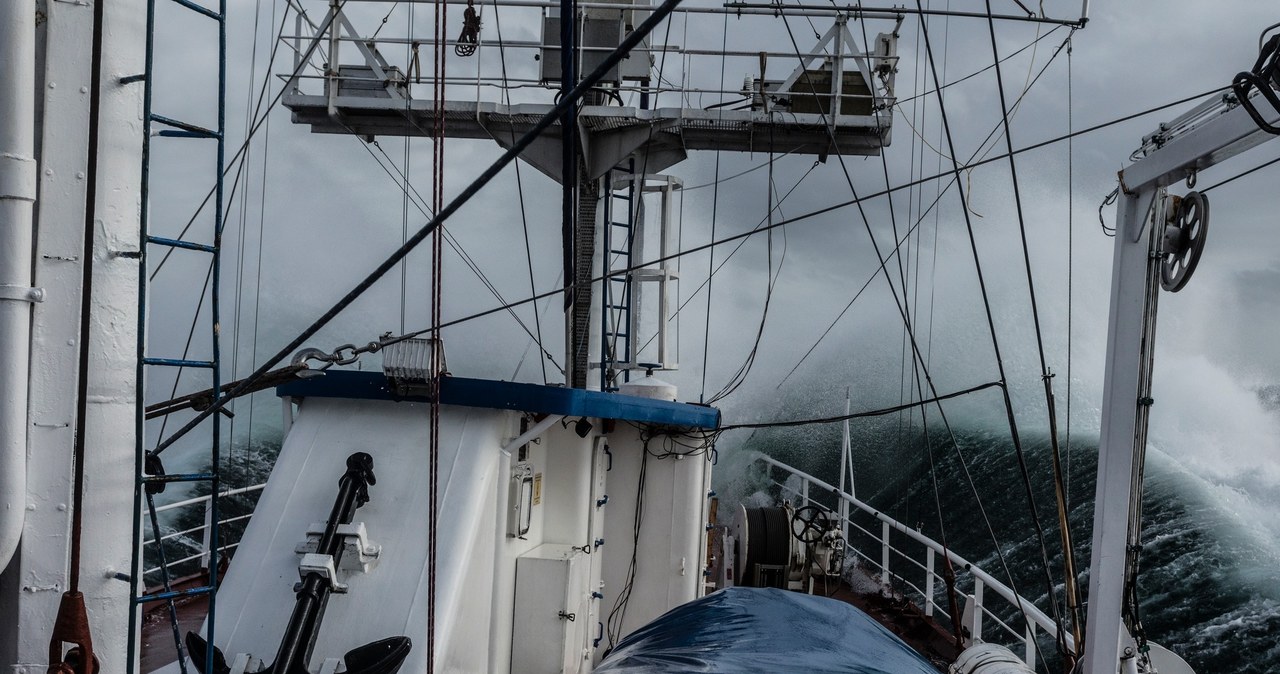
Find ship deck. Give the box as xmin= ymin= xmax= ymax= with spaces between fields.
xmin=140 ymin=568 xmax=959 ymax=672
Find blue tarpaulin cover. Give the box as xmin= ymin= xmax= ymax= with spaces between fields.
xmin=596 ymin=587 xmax=940 ymax=673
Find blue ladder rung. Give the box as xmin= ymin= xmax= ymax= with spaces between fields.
xmin=142 ymin=472 xmax=216 ymax=485
xmin=157 ymin=130 xmax=215 ymax=139
xmin=142 ymin=357 xmax=216 ymax=368
xmin=146 ymin=236 xmax=216 ymax=253
xmin=150 ymin=114 xmax=220 ymax=139
xmin=164 ymin=0 xmax=223 ymax=22
xmin=137 ymin=585 xmax=214 ymax=604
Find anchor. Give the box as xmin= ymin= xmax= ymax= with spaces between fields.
xmin=186 ymin=453 xmax=412 ymax=674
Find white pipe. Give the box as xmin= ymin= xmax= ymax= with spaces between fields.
xmin=0 ymin=0 xmax=37 ymax=573
xmin=500 ymin=414 xmax=565 ymax=455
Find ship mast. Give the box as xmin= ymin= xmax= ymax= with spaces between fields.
xmin=279 ymin=0 xmax=899 ymax=389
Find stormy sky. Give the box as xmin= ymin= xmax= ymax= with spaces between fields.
xmin=142 ymin=0 xmax=1280 ymax=514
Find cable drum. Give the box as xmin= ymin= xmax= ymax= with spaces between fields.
xmin=733 ymin=506 xmax=795 ymax=588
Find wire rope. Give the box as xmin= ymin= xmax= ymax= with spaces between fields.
xmin=915 ymin=3 xmax=1058 ymax=657
xmin=633 ymin=158 xmax=819 ymax=358
xmin=245 ymin=15 xmax=275 ymax=491
xmin=488 ymin=0 xmax=549 ymax=383
xmin=700 ymin=7 xmax=731 ymax=403
xmin=400 ymin=4 xmax=415 ymax=335
xmin=146 ymin=0 xmax=687 ymax=451
xmin=1064 ymin=35 xmax=1073 ymax=505
xmin=359 ymin=133 xmax=562 ymax=369
xmin=147 ymin=0 xmax=340 ymax=282
xmin=980 ymin=1 xmax=1074 ymax=654
xmin=716 ymin=381 xmax=1004 ymax=431
xmin=705 ymin=140 xmax=785 ymax=404
xmin=383 ymin=85 xmax=1231 ymax=361
xmin=1201 ymin=153 xmax=1280 ymax=192
xmin=776 ymin=28 xmax=1075 ymax=388
xmin=769 ymin=16 xmax=1041 ymax=652
xmin=155 ymin=39 xmax=1221 ymax=464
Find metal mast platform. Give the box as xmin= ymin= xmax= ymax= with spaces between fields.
xmin=280 ymin=0 xmax=899 ymax=387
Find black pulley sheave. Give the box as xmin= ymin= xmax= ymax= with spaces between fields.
xmin=188 ymin=452 xmax=412 ymax=674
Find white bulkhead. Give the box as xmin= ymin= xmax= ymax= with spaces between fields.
xmin=174 ymin=375 xmax=714 ymax=674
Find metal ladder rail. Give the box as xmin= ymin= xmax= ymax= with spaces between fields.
xmin=127 ymin=0 xmax=227 ymax=672
xmin=600 ymin=166 xmax=638 ymax=390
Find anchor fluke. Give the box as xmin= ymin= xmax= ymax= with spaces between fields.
xmin=341 ymin=636 xmax=413 ymax=674
xmin=185 ymin=632 xmax=230 ymax=674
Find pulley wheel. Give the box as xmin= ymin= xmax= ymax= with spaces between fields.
xmin=1161 ymin=190 xmax=1209 ymax=293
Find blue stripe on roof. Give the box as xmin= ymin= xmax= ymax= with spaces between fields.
xmin=276 ymin=370 xmax=720 ymax=429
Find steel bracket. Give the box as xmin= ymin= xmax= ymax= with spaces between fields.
xmin=295 ymin=521 xmax=381 ymax=575
xmin=298 ymin=552 xmax=349 ymax=593
xmin=0 ymin=284 xmax=45 ymax=303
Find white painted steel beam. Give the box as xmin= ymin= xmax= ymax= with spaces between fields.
xmin=79 ymin=0 xmax=147 ymax=668
xmin=1121 ymin=99 xmax=1280 ymax=194
xmin=1082 ymin=188 xmax=1158 ymax=674
xmin=283 ymin=96 xmax=889 ymax=175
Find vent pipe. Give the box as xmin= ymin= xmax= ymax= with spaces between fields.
xmin=0 ymin=0 xmax=37 ymax=571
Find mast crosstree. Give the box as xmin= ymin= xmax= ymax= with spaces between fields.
xmin=280 ymin=0 xmax=899 ymax=388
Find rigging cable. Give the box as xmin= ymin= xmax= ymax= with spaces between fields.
xmin=245 ymin=0 xmax=278 ymax=477
xmin=775 ymin=28 xmax=1076 ymax=389
xmin=50 ymin=0 xmax=108 ymax=666
xmin=1201 ymin=153 xmax=1280 ymax=193
xmin=717 ymin=381 xmax=1002 ymax=430
xmin=360 ymin=134 xmax=559 ymax=369
xmin=150 ymin=54 xmax=1213 ymax=456
xmin=892 ymin=24 xmax=1060 ymax=108
xmin=149 ymin=1 xmax=322 ymax=281
xmin=633 ymin=158 xmax=819 ymax=359
xmin=706 ymin=134 xmax=782 ymax=404
xmin=981 ymin=2 xmax=1077 ymax=658
xmin=490 ymin=0 xmax=549 ymax=383
xmin=915 ymin=2 xmax=1061 ymax=656
xmin=1065 ymin=34 xmax=1073 ymax=509
xmin=700 ymin=7 xmax=731 ymax=403
xmin=377 ymin=80 xmax=1231 ymax=356
xmin=401 ymin=4 xmax=416 ymax=335
xmin=877 ymin=2 xmax=963 ymax=640
xmin=771 ymin=11 xmax=1043 ymax=654
xmin=428 ymin=0 xmax=449 ymax=663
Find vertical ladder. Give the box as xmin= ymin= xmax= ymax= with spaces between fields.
xmin=127 ymin=0 xmax=227 ymax=671
xmin=599 ymin=171 xmax=682 ymax=389
xmin=600 ymin=166 xmax=639 ymax=390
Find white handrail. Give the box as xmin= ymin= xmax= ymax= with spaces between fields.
xmin=140 ymin=483 xmax=268 ymax=586
xmin=145 ymin=482 xmax=266 ymax=517
xmin=757 ymin=456 xmax=1074 ymax=654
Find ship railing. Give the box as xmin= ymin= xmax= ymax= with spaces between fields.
xmin=139 ymin=483 xmax=267 ymax=589
xmin=755 ymin=456 xmax=1073 ymax=669
xmin=281 ymin=0 xmax=900 ymax=113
